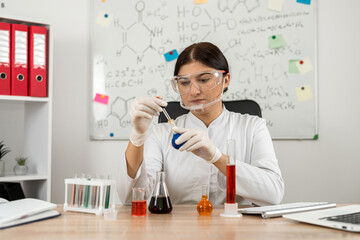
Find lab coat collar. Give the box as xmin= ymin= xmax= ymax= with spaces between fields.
xmin=186 ymin=105 xmax=230 ymax=130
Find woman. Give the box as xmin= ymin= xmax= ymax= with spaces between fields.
xmin=118 ymin=42 xmax=284 ymax=206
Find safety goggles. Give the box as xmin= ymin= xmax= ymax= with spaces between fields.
xmin=171 ymin=70 xmax=225 ymax=94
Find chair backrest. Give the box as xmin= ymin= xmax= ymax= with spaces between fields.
xmin=158 ymin=100 xmax=262 ymax=123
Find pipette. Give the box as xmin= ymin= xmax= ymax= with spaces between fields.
xmin=156 ymin=96 xmax=184 ymax=149
xmin=160 ymin=107 xmax=185 ymax=150
xmin=155 ymin=96 xmax=176 ymax=128
xmin=162 ymin=108 xmax=176 ymax=128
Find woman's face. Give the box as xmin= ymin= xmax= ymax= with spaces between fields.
xmin=176 ymin=61 xmax=230 ymax=112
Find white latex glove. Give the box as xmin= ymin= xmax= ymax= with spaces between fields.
xmin=129 ymin=96 xmax=167 ymax=146
xmin=173 ymin=127 xmax=222 ymax=164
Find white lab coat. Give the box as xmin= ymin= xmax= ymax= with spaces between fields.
xmin=117 ymin=106 xmax=284 ymax=206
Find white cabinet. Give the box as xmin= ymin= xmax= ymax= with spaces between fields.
xmin=0 ymin=17 xmax=52 ymax=201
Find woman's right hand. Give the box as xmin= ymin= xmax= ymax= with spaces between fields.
xmin=129 ymin=96 xmax=167 ymax=146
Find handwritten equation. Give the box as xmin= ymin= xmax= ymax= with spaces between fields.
xmin=91 ymin=0 xmax=317 ymax=139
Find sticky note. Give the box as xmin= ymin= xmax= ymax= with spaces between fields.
xmin=296 ymin=85 xmax=313 ymax=102
xmin=164 ymin=50 xmax=179 ymax=62
xmin=268 ymin=0 xmax=284 ymax=12
xmin=296 ymin=58 xmax=313 ymax=74
xmin=297 ymin=0 xmax=311 ymax=5
xmin=269 ymin=34 xmax=285 ymax=49
xmin=96 ymin=11 xmax=112 ymax=28
xmin=94 ymin=93 xmax=109 ymax=105
xmin=194 ymin=0 xmax=208 ymax=4
xmin=289 ymin=59 xmax=300 ymax=73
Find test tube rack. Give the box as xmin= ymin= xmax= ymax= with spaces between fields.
xmin=64 ymin=177 xmax=116 ymax=215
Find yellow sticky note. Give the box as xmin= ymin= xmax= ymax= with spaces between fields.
xmin=194 ymin=0 xmax=208 ymax=4
xmin=96 ymin=11 xmax=112 ymax=28
xmin=296 ymin=57 xmax=313 ymax=74
xmin=296 ymin=85 xmax=313 ymax=102
xmin=268 ymin=0 xmax=284 ymax=12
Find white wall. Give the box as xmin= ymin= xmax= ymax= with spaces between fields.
xmin=1 ymin=0 xmax=360 ymax=204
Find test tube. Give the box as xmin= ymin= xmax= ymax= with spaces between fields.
xmin=74 ymin=173 xmax=80 ymax=207
xmin=85 ymin=175 xmax=91 ymax=208
xmin=226 ymin=140 xmax=236 ymax=204
xmin=105 ymin=175 xmax=111 ymax=209
xmin=70 ymin=173 xmax=77 ymax=206
xmin=95 ymin=174 xmax=101 ymax=208
xmin=92 ymin=179 xmax=98 ymax=209
xmin=80 ymin=173 xmax=86 ymax=207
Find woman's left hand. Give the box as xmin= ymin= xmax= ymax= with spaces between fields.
xmin=172 ymin=127 xmax=222 ymax=164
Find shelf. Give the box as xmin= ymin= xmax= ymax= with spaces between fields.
xmin=0 ymin=16 xmax=52 ymax=201
xmin=0 ymin=174 xmax=48 ymax=182
xmin=0 ymin=95 xmax=49 ymax=102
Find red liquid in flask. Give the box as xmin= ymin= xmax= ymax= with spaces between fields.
xmin=132 ymin=200 xmax=147 ymax=216
xmin=148 ymin=196 xmax=172 ymax=214
xmin=226 ymin=165 xmax=236 ymax=203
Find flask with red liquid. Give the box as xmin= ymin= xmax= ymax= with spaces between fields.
xmin=197 ymin=185 xmax=213 ymax=215
xmin=148 ymin=171 xmax=172 ymax=214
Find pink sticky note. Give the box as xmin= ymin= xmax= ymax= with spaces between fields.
xmin=94 ymin=93 xmax=109 ymax=105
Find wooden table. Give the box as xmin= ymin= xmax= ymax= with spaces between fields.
xmin=1 ymin=205 xmax=359 ymax=239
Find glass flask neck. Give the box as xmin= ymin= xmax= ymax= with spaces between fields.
xmin=152 ymin=171 xmax=169 ymax=197
xmin=156 ymin=171 xmax=165 ymax=183
xmin=201 ymin=185 xmax=209 ymax=199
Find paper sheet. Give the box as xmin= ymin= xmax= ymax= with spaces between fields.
xmin=296 ymin=57 xmax=313 ymax=74
xmin=96 ymin=11 xmax=112 ymax=28
xmin=296 ymin=85 xmax=313 ymax=102
xmin=268 ymin=0 xmax=284 ymax=12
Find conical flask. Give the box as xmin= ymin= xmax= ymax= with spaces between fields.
xmin=148 ymin=171 xmax=173 ymax=214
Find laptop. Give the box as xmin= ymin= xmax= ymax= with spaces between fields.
xmin=283 ymin=205 xmax=360 ymax=232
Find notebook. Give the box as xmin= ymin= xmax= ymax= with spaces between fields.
xmin=238 ymin=202 xmax=336 ymax=218
xmin=0 ymin=198 xmax=61 ymax=229
xmin=283 ymin=205 xmax=360 ymax=232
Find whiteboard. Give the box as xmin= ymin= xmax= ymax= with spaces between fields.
xmin=90 ymin=0 xmax=317 ymax=140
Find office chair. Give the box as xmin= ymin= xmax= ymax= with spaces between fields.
xmin=158 ymin=100 xmax=262 ymax=123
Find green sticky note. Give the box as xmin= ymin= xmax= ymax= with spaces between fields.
xmin=269 ymin=34 xmax=285 ymax=49
xmin=289 ymin=59 xmax=300 ymax=73
xmin=313 ymin=134 xmax=318 ymax=140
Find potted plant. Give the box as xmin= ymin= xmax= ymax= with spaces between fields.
xmin=0 ymin=140 xmax=11 ymax=177
xmin=14 ymin=155 xmax=28 ymax=175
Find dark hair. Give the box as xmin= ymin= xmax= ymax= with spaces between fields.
xmin=174 ymin=42 xmax=229 ymax=76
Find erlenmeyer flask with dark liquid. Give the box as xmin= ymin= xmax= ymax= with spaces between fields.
xmin=148 ymin=171 xmax=172 ymax=214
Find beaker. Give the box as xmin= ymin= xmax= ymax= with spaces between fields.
xmin=148 ymin=171 xmax=173 ymax=214
xmin=132 ymin=187 xmax=147 ymax=216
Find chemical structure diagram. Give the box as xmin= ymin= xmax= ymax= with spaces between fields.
xmin=95 ymin=96 xmax=134 ymax=138
xmin=112 ymin=0 xmax=261 ymax=61
xmin=113 ymin=1 xmax=165 ymax=63
xmin=92 ymin=0 xmax=315 ymax=139
xmin=93 ymin=0 xmax=263 ymax=138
